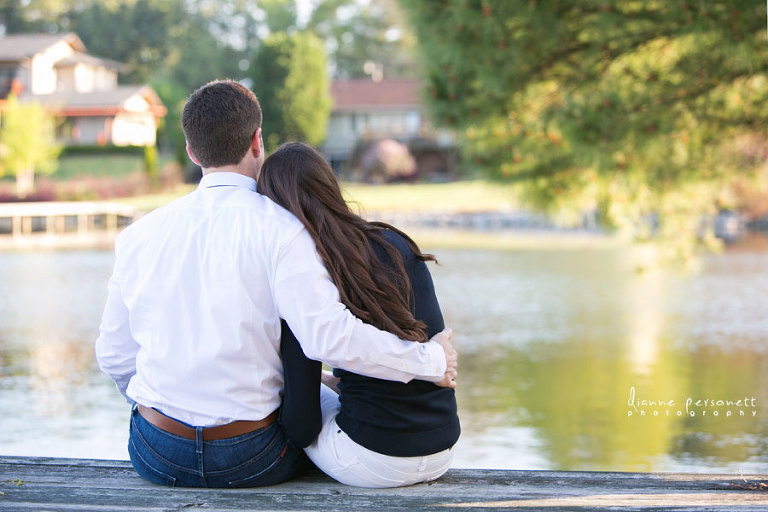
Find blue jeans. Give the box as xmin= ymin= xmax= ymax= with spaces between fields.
xmin=128 ymin=405 xmax=312 ymax=487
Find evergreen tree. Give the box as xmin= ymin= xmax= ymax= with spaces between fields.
xmin=400 ymin=0 xmax=768 ymax=257
xmin=71 ymin=0 xmax=246 ymax=166
xmin=250 ymin=31 xmax=331 ymax=150
xmin=69 ymin=0 xmax=185 ymax=84
xmin=307 ymin=0 xmax=419 ymax=78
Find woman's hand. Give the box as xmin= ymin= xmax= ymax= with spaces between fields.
xmin=430 ymin=328 xmax=458 ymax=389
xmin=321 ymin=370 xmax=341 ymax=394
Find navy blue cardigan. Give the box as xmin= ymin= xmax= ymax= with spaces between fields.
xmin=278 ymin=230 xmax=460 ymax=456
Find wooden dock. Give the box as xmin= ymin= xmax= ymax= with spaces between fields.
xmin=0 ymin=201 xmax=136 ymax=250
xmin=0 ymin=456 xmax=766 ymax=511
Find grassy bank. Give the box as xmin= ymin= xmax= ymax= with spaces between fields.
xmin=407 ymin=228 xmax=619 ymax=251
xmin=340 ymin=181 xmax=519 ymax=213
xmin=52 ymin=153 xmax=176 ymax=180
xmin=113 ymin=184 xmax=196 ymax=211
xmin=112 ymin=180 xmax=619 ymax=251
xmin=116 ymin=180 xmax=521 ymax=214
xmin=53 ymin=154 xmax=145 ymax=180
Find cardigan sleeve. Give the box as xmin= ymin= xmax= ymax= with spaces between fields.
xmin=278 ymin=320 xmax=323 ymax=448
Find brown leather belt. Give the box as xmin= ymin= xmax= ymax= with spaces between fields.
xmin=137 ymin=404 xmax=277 ymax=441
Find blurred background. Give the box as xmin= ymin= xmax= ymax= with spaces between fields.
xmin=0 ymin=0 xmax=767 ymax=473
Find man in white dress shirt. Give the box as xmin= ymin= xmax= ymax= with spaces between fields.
xmin=95 ymin=79 xmax=457 ymax=488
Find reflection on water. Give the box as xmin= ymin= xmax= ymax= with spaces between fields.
xmin=0 ymin=251 xmax=129 ymax=458
xmin=0 ymin=243 xmax=766 ymax=472
xmin=432 ymin=243 xmax=768 ymax=472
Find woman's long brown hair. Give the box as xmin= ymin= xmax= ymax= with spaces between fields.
xmin=258 ymin=142 xmax=435 ymax=342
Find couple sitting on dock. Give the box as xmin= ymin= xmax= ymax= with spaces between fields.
xmin=94 ymin=80 xmax=460 ymax=488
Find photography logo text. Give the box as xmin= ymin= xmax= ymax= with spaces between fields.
xmin=627 ymin=386 xmax=758 ymax=418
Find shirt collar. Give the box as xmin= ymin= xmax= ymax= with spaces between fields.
xmin=198 ymin=172 xmax=257 ymax=192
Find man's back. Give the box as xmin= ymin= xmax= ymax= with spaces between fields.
xmin=99 ymin=172 xmax=303 ymax=426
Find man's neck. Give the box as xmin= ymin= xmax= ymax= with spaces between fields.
xmin=201 ymin=165 xmax=256 ymax=180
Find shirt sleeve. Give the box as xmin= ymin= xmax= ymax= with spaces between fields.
xmin=94 ymin=268 xmax=139 ymax=404
xmin=272 ymin=228 xmax=447 ymax=383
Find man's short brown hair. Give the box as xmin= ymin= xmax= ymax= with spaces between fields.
xmin=182 ymin=80 xmax=262 ymax=168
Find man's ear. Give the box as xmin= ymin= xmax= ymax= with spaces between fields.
xmin=186 ymin=144 xmax=201 ymax=166
xmin=252 ymin=128 xmax=262 ymax=158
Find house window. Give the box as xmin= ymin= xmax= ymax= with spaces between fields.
xmin=404 ymin=110 xmax=420 ymax=135
xmin=56 ymin=119 xmax=75 ymax=142
xmin=0 ymin=67 xmax=18 ymax=98
xmin=351 ymin=113 xmax=369 ymax=135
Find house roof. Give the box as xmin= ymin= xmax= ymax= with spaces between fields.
xmin=21 ymin=85 xmax=166 ymax=116
xmin=0 ymin=33 xmax=86 ymax=61
xmin=55 ymin=52 xmax=129 ymax=73
xmin=330 ymin=79 xmax=422 ymax=112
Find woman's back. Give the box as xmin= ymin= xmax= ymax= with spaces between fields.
xmin=333 ymin=229 xmax=460 ymax=457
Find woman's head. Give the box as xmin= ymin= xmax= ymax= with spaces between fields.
xmin=257 ymin=142 xmax=348 ymax=232
xmin=258 ymin=142 xmax=432 ymax=343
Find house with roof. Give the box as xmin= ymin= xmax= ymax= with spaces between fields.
xmin=322 ymin=78 xmax=455 ymax=180
xmin=0 ymin=32 xmax=166 ymax=147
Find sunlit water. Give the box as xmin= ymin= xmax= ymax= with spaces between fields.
xmin=0 ymin=240 xmax=766 ymax=474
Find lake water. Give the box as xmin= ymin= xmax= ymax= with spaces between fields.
xmin=0 ymin=239 xmax=766 ymax=473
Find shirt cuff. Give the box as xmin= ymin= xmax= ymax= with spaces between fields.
xmin=112 ymin=372 xmax=135 ymax=403
xmin=374 ymin=340 xmax=446 ymax=382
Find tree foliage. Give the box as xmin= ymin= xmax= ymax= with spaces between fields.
xmin=400 ymin=0 xmax=768 ymax=257
xmin=0 ymin=0 xmax=416 ymax=170
xmin=0 ymin=95 xmax=61 ymax=197
xmin=1 ymin=0 xmax=246 ymax=167
xmin=68 ymin=0 xmax=188 ymax=84
xmin=0 ymin=0 xmax=82 ymax=33
xmin=306 ymin=0 xmax=419 ymax=78
xmin=259 ymin=0 xmax=298 ymax=34
xmin=250 ymin=31 xmax=331 ymax=150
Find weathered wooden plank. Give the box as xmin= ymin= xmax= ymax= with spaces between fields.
xmin=0 ymin=456 xmax=766 ymax=511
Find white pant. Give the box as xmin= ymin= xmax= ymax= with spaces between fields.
xmin=304 ymin=385 xmax=454 ymax=488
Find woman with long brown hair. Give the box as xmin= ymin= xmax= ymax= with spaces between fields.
xmin=257 ymin=142 xmax=460 ymax=488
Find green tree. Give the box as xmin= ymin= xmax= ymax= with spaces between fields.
xmin=259 ymin=0 xmax=298 ymax=34
xmin=147 ymin=9 xmax=246 ymax=166
xmin=400 ymin=1 xmax=768 ymax=259
xmin=69 ymin=0 xmax=189 ymax=84
xmin=250 ymin=31 xmax=331 ymax=150
xmin=70 ymin=0 xmax=245 ymax=166
xmin=0 ymin=1 xmax=28 ymax=33
xmin=0 ymin=95 xmax=61 ymax=197
xmin=2 ymin=0 xmax=414 ymax=169
xmin=0 ymin=0 xmax=83 ymax=33
xmin=307 ymin=0 xmax=419 ymax=78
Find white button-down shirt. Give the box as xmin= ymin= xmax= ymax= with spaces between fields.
xmin=95 ymin=172 xmax=446 ymax=426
